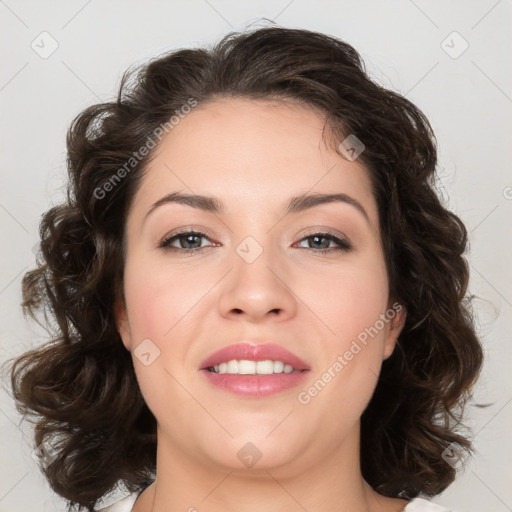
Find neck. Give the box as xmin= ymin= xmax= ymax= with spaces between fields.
xmin=133 ymin=424 xmax=407 ymax=512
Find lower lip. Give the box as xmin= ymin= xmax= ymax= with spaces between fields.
xmin=200 ymin=369 xmax=310 ymax=398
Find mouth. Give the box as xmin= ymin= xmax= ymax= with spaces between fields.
xmin=203 ymin=360 xmax=306 ymax=375
xmin=199 ymin=341 xmax=310 ymax=373
xmin=199 ymin=342 xmax=310 ymax=398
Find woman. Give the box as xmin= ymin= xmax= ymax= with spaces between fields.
xmin=8 ymin=26 xmax=483 ymax=512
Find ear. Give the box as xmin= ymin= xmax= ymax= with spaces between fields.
xmin=382 ymin=300 xmax=407 ymax=360
xmin=114 ymin=295 xmax=132 ymax=351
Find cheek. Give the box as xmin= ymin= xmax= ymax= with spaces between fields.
xmin=122 ymin=261 xmax=204 ymax=421
xmin=123 ymin=253 xmax=203 ymax=340
xmin=122 ymin=255 xmax=216 ymax=401
xmin=294 ymin=253 xmax=389 ymax=406
xmin=296 ymin=254 xmax=389 ymax=345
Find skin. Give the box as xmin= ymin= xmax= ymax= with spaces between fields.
xmin=115 ymin=97 xmax=408 ymax=512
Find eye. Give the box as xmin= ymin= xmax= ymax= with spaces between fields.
xmin=158 ymin=229 xmax=352 ymax=255
xmin=158 ymin=230 xmax=214 ymax=253
xmin=295 ymin=232 xmax=352 ymax=253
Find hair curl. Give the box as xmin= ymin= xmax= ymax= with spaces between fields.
xmin=5 ymin=25 xmax=483 ymax=510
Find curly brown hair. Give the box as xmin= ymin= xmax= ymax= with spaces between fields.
xmin=4 ymin=25 xmax=483 ymax=511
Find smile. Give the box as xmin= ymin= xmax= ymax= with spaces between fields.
xmin=206 ymin=359 xmax=303 ymax=375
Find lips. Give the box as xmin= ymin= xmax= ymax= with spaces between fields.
xmin=199 ymin=342 xmax=310 ymax=371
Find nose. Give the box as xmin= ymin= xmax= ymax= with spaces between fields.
xmin=217 ymin=240 xmax=298 ymax=323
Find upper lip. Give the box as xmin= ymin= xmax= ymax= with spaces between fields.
xmin=199 ymin=342 xmax=310 ymax=371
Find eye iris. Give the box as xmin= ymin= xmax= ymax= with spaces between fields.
xmin=182 ymin=234 xmax=201 ymax=248
xmin=310 ymin=235 xmax=329 ymax=249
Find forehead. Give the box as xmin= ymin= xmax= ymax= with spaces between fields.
xmin=128 ymin=97 xmax=378 ymax=226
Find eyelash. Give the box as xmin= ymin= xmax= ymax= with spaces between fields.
xmin=157 ymin=229 xmax=352 ymax=254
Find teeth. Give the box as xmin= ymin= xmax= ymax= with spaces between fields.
xmin=239 ymin=360 xmax=256 ymax=374
xmin=227 ymin=360 xmax=239 ymax=373
xmin=273 ymin=360 xmax=284 ymax=373
xmin=212 ymin=360 xmax=297 ymax=375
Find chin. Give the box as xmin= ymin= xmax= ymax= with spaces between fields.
xmin=206 ymin=431 xmax=306 ymax=472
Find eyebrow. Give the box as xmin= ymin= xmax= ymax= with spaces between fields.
xmin=143 ymin=191 xmax=370 ymax=224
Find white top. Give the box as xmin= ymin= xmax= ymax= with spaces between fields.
xmin=96 ymin=493 xmax=456 ymax=511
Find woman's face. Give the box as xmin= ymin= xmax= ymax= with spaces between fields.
xmin=116 ymin=97 xmax=406 ymax=475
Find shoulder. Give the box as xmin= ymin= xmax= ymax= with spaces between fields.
xmin=404 ymin=497 xmax=458 ymax=511
xmin=95 ymin=491 xmax=139 ymax=512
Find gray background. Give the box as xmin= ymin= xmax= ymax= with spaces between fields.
xmin=0 ymin=1 xmax=511 ymax=511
